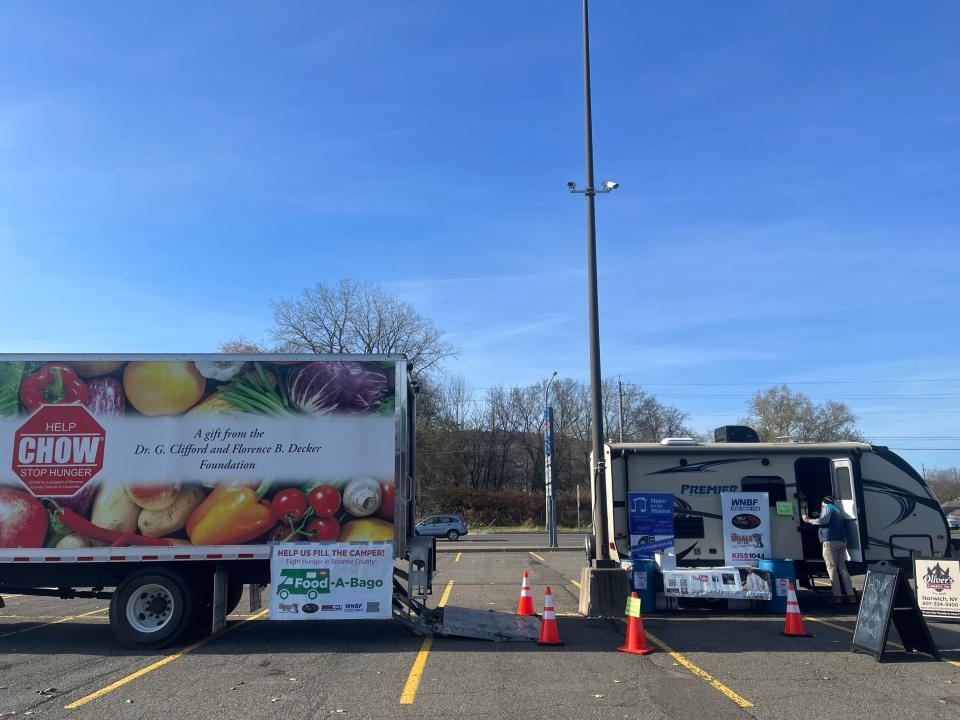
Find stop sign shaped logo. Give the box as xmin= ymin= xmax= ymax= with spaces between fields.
xmin=13 ymin=405 xmax=106 ymax=497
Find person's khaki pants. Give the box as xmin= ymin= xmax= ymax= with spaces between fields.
xmin=822 ymin=540 xmax=853 ymax=596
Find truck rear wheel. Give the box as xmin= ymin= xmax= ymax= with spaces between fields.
xmin=110 ymin=568 xmax=193 ymax=650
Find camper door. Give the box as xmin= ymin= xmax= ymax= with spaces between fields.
xmin=831 ymin=459 xmax=863 ymax=562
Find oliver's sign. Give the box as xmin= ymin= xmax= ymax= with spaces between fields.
xmin=914 ymin=558 xmax=960 ymax=619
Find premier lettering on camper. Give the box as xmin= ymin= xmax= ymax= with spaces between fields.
xmin=680 ymin=484 xmax=739 ymax=495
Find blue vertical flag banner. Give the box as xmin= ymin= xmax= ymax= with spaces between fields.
xmin=627 ymin=492 xmax=675 ymax=559
xmin=543 ymin=407 xmax=553 ymax=456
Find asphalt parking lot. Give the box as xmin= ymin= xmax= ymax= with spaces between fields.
xmin=3 ymin=550 xmax=960 ymax=720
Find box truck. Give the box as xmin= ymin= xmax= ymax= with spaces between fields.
xmin=0 ymin=354 xmax=447 ymax=647
xmin=597 ymin=427 xmax=951 ymax=579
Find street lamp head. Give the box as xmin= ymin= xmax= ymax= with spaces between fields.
xmin=602 ymin=179 xmax=619 ymax=190
xmin=566 ymin=181 xmax=577 ymax=191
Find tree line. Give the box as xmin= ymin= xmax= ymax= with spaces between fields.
xmin=224 ymin=279 xmax=960 ymax=522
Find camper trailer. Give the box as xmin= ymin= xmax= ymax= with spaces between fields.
xmin=601 ymin=427 xmax=950 ymax=578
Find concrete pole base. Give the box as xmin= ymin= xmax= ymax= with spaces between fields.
xmin=577 ymin=566 xmax=629 ymax=617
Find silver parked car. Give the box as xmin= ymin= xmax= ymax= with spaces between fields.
xmin=948 ymin=516 xmax=960 ymax=529
xmin=415 ymin=514 xmax=469 ymax=541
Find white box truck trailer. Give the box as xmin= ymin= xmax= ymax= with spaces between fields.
xmin=598 ymin=427 xmax=951 ymax=580
xmin=0 ymin=354 xmax=445 ymax=647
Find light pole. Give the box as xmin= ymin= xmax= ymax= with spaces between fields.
xmin=544 ymin=371 xmax=558 ymax=548
xmin=567 ymin=0 xmax=619 ymax=568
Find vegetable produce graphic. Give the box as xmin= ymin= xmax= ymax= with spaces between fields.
xmin=0 ymin=357 xmax=398 ymax=549
xmin=20 ymin=364 xmax=89 ymax=410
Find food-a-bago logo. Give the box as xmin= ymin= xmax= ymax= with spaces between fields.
xmin=12 ymin=405 xmax=106 ymax=497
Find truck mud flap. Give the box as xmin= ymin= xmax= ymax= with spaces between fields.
xmin=430 ymin=605 xmax=541 ymax=642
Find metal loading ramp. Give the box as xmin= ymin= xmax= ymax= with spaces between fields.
xmin=431 ymin=605 xmax=542 ymax=641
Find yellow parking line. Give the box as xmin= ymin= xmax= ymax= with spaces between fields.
xmin=804 ymin=615 xmax=862 ymax=636
xmin=0 ymin=606 xmax=107 ymax=639
xmin=528 ymin=551 xmax=546 ymax=563
xmin=806 ymin=615 xmax=960 ymax=667
xmin=454 ymin=552 xmax=461 ymax=563
xmin=400 ymin=580 xmax=454 ymax=705
xmin=1 ymin=614 xmax=110 ymax=620
xmin=64 ymin=609 xmax=268 ymax=709
xmin=644 ymin=630 xmax=754 ymax=709
xmin=438 ymin=581 xmax=454 ymax=607
xmin=400 ymin=638 xmax=434 ymax=704
xmin=570 ymin=580 xmax=581 ymax=589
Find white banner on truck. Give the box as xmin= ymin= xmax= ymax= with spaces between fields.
xmin=720 ymin=492 xmax=770 ymax=566
xmin=269 ymin=542 xmax=393 ymax=620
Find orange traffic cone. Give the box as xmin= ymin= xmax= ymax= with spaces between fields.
xmin=517 ymin=570 xmax=535 ymax=616
xmin=781 ymin=581 xmax=813 ymax=637
xmin=538 ymin=586 xmax=563 ymax=646
xmin=618 ymin=592 xmax=654 ymax=655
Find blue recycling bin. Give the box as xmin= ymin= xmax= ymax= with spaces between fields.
xmin=759 ymin=558 xmax=796 ymax=614
xmin=629 ymin=559 xmax=659 ymax=613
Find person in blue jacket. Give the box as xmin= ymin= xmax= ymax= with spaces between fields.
xmin=803 ymin=496 xmax=856 ymax=604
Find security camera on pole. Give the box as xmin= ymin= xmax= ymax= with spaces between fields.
xmin=569 ymin=0 xmax=631 ymax=616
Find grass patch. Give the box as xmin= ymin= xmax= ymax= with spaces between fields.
xmin=470 ymin=524 xmax=589 ymax=534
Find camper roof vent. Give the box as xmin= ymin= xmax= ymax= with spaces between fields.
xmin=660 ymin=437 xmax=699 ymax=446
xmin=714 ymin=425 xmax=759 ymax=443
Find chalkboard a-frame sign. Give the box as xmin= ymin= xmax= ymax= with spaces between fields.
xmin=852 ymin=564 xmax=940 ymax=662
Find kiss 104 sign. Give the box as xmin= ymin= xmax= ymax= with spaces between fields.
xmin=12 ymin=405 xmax=105 ymax=497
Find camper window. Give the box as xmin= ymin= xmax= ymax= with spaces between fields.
xmin=741 ymin=476 xmax=786 ymax=505
xmin=835 ymin=466 xmax=853 ymax=501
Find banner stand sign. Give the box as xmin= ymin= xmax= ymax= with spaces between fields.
xmin=627 ymin=492 xmax=674 ymax=559
xmin=720 ymin=492 xmax=770 ymax=566
xmin=269 ymin=542 xmax=393 ymax=620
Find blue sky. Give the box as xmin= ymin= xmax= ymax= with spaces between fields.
xmin=1 ymin=2 xmax=959 ymax=469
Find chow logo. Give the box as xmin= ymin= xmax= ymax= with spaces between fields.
xmin=12 ymin=405 xmax=105 ymax=497
xmin=923 ymin=564 xmax=953 ymax=593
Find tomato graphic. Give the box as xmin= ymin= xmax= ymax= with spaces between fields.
xmin=272 ymin=488 xmax=308 ymax=523
xmin=0 ymin=487 xmax=49 ymax=548
xmin=305 ymin=517 xmax=340 ymax=541
xmin=307 ymin=485 xmax=341 ymax=518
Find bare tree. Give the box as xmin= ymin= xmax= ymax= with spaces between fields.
xmin=602 ymin=380 xmax=691 ymax=442
xmin=222 ymin=279 xmax=456 ymax=378
xmin=742 ymin=385 xmax=863 ymax=442
xmin=219 ymin=337 xmax=268 ymax=354
xmin=270 ymin=280 xmax=455 ymax=377
xmin=925 ymin=468 xmax=960 ymax=504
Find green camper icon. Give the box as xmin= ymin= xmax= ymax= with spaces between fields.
xmin=276 ymin=568 xmax=330 ymax=600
